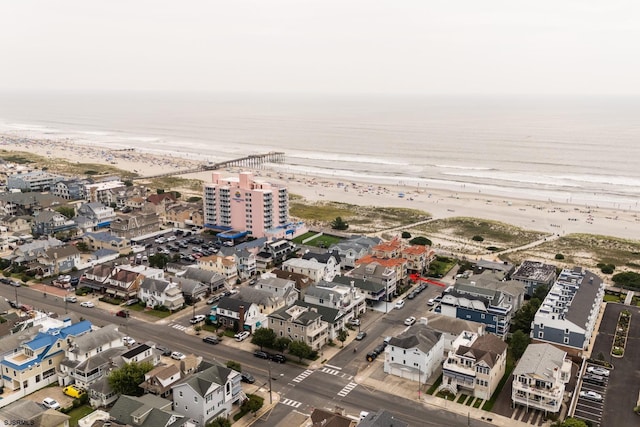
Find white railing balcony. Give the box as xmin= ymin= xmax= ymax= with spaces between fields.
xmin=512 ymin=381 xmax=562 ymax=400
xmin=443 ymin=362 xmax=475 ymax=377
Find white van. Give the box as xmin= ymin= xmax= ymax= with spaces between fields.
xmin=395 ymin=299 xmax=405 ymax=309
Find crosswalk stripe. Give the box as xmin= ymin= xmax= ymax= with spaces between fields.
xmin=292 ymin=369 xmax=314 ymax=383
xmin=337 ymin=382 xmax=358 ymax=397
xmin=281 ymin=398 xmax=303 ymax=408
xmin=321 ymin=368 xmax=340 ymax=376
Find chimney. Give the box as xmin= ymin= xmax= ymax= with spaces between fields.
xmin=239 ymin=305 xmax=245 ymax=332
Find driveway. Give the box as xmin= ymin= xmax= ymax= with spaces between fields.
xmin=587 ymin=303 xmax=640 ymax=427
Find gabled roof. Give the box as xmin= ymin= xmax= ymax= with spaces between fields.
xmin=236 ymin=287 xmax=282 ymax=306
xmin=44 ymin=245 xmax=80 ymax=259
xmin=310 ymin=408 xmax=355 ymax=427
xmin=513 ymin=343 xmax=567 ymax=379
xmin=269 ymin=302 xmax=322 ymax=325
xmin=455 ymin=334 xmax=507 ymax=368
xmin=297 ymin=300 xmax=343 ymax=323
xmin=181 ymin=266 xmax=225 ymax=284
xmin=355 ymin=255 xmax=407 ymax=268
xmin=302 ymin=250 xmax=341 ymax=264
xmin=217 ymin=296 xmax=252 ymax=313
xmin=109 ymin=394 xmax=176 ymax=427
xmin=174 ymin=277 xmax=207 ymax=294
xmin=69 ymin=324 xmax=123 ymax=354
xmin=140 ymin=277 xmax=171 ymax=294
xmin=332 ymin=275 xmax=386 ymax=292
xmin=175 ymin=363 xmax=234 ymax=398
xmin=73 ymin=346 xmax=127 ymax=373
xmin=33 ymin=209 xmax=65 ymax=224
xmin=147 ymin=193 xmax=177 ymax=205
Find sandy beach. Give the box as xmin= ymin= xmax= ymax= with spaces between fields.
xmin=2 ymin=134 xmax=639 ymax=241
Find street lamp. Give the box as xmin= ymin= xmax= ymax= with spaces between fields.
xmin=14 ymin=285 xmax=19 ymax=306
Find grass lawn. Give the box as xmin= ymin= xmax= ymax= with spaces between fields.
xmin=482 ymin=351 xmax=515 ymax=412
xmin=465 ymin=397 xmax=475 ymax=406
xmin=473 ymin=399 xmax=483 ymax=408
xmin=290 ymin=201 xmax=356 ymax=222
xmin=457 ymin=394 xmax=468 ymax=403
xmin=292 ymin=233 xmax=343 ymax=248
xmin=428 ymin=256 xmax=457 ymax=278
xmin=426 ymin=374 xmax=443 ymax=395
xmin=67 ymin=405 xmax=95 ymax=427
xmin=604 ymin=294 xmax=622 ymax=303
xmin=126 ymin=304 xmax=174 ymax=318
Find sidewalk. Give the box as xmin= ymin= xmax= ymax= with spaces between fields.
xmin=232 ymin=387 xmax=282 ymax=427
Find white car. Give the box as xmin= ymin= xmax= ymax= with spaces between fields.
xmin=80 ymin=301 xmax=95 ymax=308
xmin=586 ymin=366 xmax=610 ymax=377
xmin=404 ymin=316 xmax=416 ymax=326
xmin=190 ymin=314 xmax=206 ymax=324
xmin=395 ymin=299 xmax=405 ymax=309
xmin=427 ymin=298 xmax=435 ymax=306
xmin=579 ymin=390 xmax=603 ymax=402
xmin=42 ymin=397 xmax=60 ymax=410
xmin=123 ymin=336 xmax=136 ymax=346
xmin=171 ymin=351 xmax=186 ymax=360
xmin=235 ymin=331 xmax=250 ymax=342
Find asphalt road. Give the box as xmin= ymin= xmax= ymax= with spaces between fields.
xmin=1 ymin=281 xmax=490 ymax=426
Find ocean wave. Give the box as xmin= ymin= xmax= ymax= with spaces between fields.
xmin=434 ymin=164 xmax=495 ymax=171
xmin=79 ymin=130 xmax=112 ymax=136
xmin=551 ymin=174 xmax=640 ymax=188
xmin=120 ymin=136 xmax=162 ymax=143
xmin=288 ymin=151 xmax=408 ymax=166
xmin=441 ymin=170 xmax=584 ymax=188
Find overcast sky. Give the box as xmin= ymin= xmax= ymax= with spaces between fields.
xmin=1 ymin=0 xmax=639 ymax=95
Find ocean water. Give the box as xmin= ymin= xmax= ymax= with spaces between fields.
xmin=0 ymin=91 xmax=639 ymax=210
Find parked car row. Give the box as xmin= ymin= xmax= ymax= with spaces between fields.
xmin=253 ymin=350 xmax=287 ymax=363
xmin=407 ymin=283 xmax=428 ymax=299
xmin=365 ymin=338 xmax=389 ymax=362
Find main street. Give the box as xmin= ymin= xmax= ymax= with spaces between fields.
xmin=1 ymin=283 xmax=492 ymax=426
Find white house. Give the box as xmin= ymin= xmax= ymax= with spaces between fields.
xmin=281 ymin=257 xmax=328 ymax=283
xmin=440 ymin=332 xmax=508 ymax=400
xmin=172 ymin=362 xmax=243 ymax=425
xmin=254 ymin=273 xmax=299 ymax=306
xmin=384 ymin=323 xmax=444 ymax=384
xmin=301 ymin=250 xmax=341 ymax=282
xmin=138 ymin=278 xmax=185 ymax=311
xmin=303 ymin=280 xmax=367 ymax=322
xmin=511 ymin=343 xmax=572 ymax=414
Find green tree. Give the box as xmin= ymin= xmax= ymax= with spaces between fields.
xmin=612 ymin=271 xmax=640 ymax=290
xmin=124 ymin=180 xmax=134 ymax=187
xmin=555 ymin=253 xmax=565 ymax=260
xmin=76 ymin=242 xmax=89 ymax=252
xmin=532 ymin=284 xmax=550 ymax=301
xmin=244 ymin=394 xmax=264 ymax=416
xmin=471 ymin=235 xmax=484 ymax=242
xmin=226 ymin=360 xmax=242 ymax=372
xmin=510 ymin=330 xmax=530 ymax=360
xmin=409 ymin=236 xmax=432 ymax=246
xmin=289 ymin=340 xmax=313 ymax=362
xmin=510 ymin=298 xmax=541 ymax=334
xmin=401 ymin=231 xmax=411 ymax=239
xmin=108 ymin=361 xmax=154 ymax=396
xmin=157 ymin=189 xmax=165 ymax=194
xmin=207 ymin=416 xmax=232 ymax=427
xmin=149 ymin=253 xmax=170 ymax=269
xmin=187 ymin=196 xmax=202 ymax=203
xmin=251 ymin=328 xmax=276 ymax=350
xmin=55 ymin=206 xmax=75 ymax=219
xmin=274 ymin=337 xmax=291 ymax=352
xmin=330 ymin=216 xmax=349 ymax=230
xmin=337 ymin=329 xmax=348 ymax=348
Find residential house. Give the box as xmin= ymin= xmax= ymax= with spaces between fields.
xmin=419 ymin=312 xmax=486 ymax=355
xmin=165 ymin=203 xmax=201 ymax=228
xmin=308 ymin=407 xmax=357 ymax=427
xmin=296 ymin=301 xmax=345 ymax=341
xmin=0 ymin=215 xmax=32 ymax=235
xmin=336 ymin=261 xmax=398 ymax=304
xmin=84 ymin=180 xmax=126 ymax=205
xmin=531 ymin=267 xmax=605 ymax=355
xmin=51 ymin=178 xmax=88 ymax=200
xmin=359 ymin=409 xmax=408 ymax=427
xmin=88 ymin=376 xmax=120 ymax=408
xmin=214 ymin=297 xmax=266 ymax=333
xmin=79 ymin=263 xmax=113 ymax=292
xmin=332 ymin=275 xmax=390 ymax=308
xmin=512 ymin=260 xmax=558 ymax=297
xmin=301 ymin=250 xmax=341 ymax=282
xmin=263 ymin=239 xmax=297 ymax=265
xmin=0 ymin=399 xmax=70 ymax=427
xmin=58 ymin=324 xmax=125 ymax=388
xmin=0 ymin=319 xmax=92 ymax=408
xmin=103 ymin=264 xmax=164 ymax=300
xmin=328 ymin=235 xmax=382 ymax=269
xmin=110 ymin=394 xmax=189 ymax=427
xmin=282 ymin=257 xmax=330 ymax=284
xmin=82 ymin=231 xmax=130 ymax=255
xmin=174 ymin=277 xmax=208 ymax=304
xmin=355 ymin=255 xmax=408 ymax=286
xmin=147 ymin=192 xmax=178 ymax=216
xmin=179 ymin=267 xmax=226 ymax=294
xmin=268 ymin=302 xmax=329 ymax=351
xmin=31 ymin=209 xmax=76 ymax=236
xmin=139 ymin=278 xmax=185 ymax=310
xmin=455 ymin=271 xmax=526 ymax=312
xmin=34 ymin=245 xmax=81 ymax=277
xmin=303 ymin=280 xmax=367 ymax=322
xmin=124 ymin=196 xmax=146 ymax=211
xmin=139 ymin=363 xmax=182 ymax=398
xmin=234 ymin=287 xmax=286 ymax=316
xmin=110 ymin=210 xmax=161 ymax=239
xmin=401 ymin=244 xmax=435 ymax=274
xmin=511 ymin=343 xmax=572 ymax=414
xmin=197 ymin=254 xmax=238 ymax=285
xmin=441 ymin=332 xmax=508 ymax=400
xmin=254 ymin=273 xmax=299 ymax=306
xmin=171 ymin=362 xmax=243 ymax=425
xmin=121 ymin=343 xmax=161 ymax=366
xmin=0 ymin=192 xmax=64 ymax=217
xmin=218 ymin=246 xmax=257 ymax=279
xmin=474 ymin=259 xmax=515 ymax=276
xmin=75 ymin=202 xmax=116 ymax=231
xmin=271 ymin=268 xmax=313 ymax=296
xmin=7 ymin=237 xmax=64 ymax=266
xmin=384 ymin=323 xmax=444 ymax=383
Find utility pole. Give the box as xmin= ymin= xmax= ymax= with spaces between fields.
xmin=268 ymin=362 xmax=273 ymax=404
xmin=14 ymin=285 xmax=18 ymax=307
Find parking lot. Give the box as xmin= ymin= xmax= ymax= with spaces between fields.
xmin=573 ymin=363 xmax=610 ymax=426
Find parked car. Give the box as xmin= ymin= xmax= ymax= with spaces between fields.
xmin=241 ymin=372 xmax=255 ymax=383
xmin=365 ymin=351 xmax=377 ymax=362
xmin=348 ymin=318 xmax=361 ymax=326
xmin=235 ymin=331 xmax=250 ymax=342
xmin=372 ymin=344 xmax=386 ymax=356
xmin=582 ymin=374 xmax=606 ymax=385
xmin=63 ymin=385 xmax=85 ymax=398
xmin=171 ymin=351 xmax=186 ymax=360
xmin=190 ymin=314 xmax=206 ymax=324
xmin=427 ymin=298 xmax=435 ymax=306
xmin=207 ymin=295 xmax=220 ymax=304
xmin=64 ymin=296 xmax=77 ymax=303
xmin=270 ymin=354 xmax=287 ymax=363
xmin=125 ymin=298 xmax=140 ymax=306
xmin=42 ymin=398 xmax=60 ymax=410
xmin=407 ymin=292 xmax=416 ymax=300
xmin=123 ymin=336 xmax=136 ymax=346
xmin=356 ymin=331 xmax=367 ymax=340
xmin=587 ymin=366 xmax=610 ymax=377
xmin=80 ymin=301 xmax=95 ymax=308
xmin=395 ymin=299 xmax=405 ymax=309
xmin=404 ymin=316 xmax=416 ymax=326
xmin=254 ymin=350 xmax=271 ymax=359
xmin=156 ymin=345 xmax=172 ymax=356
xmin=116 ymin=310 xmax=130 ymax=318
xmin=579 ymin=390 xmax=603 ymax=402
xmin=203 ymin=336 xmax=220 ymax=345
